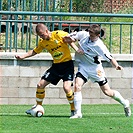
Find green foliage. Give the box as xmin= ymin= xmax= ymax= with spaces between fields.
xmin=2 ymin=0 xmax=44 ymax=11
xmin=2 ymin=0 xmax=132 ymax=13
xmin=0 ymin=104 xmax=132 ymax=133
xmin=72 ymin=0 xmax=105 ymax=13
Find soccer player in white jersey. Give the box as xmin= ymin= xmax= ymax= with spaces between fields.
xmin=63 ymin=24 xmax=131 ymax=118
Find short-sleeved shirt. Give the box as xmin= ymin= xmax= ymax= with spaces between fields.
xmin=34 ymin=30 xmax=72 ymax=63
xmin=70 ymin=31 xmax=113 ymax=82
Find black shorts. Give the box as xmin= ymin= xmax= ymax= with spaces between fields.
xmin=41 ymin=60 xmax=74 ymax=85
xmin=76 ymin=72 xmax=107 ymax=86
xmin=76 ymin=72 xmax=87 ymax=83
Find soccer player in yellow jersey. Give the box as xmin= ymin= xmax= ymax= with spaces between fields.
xmin=15 ymin=23 xmax=76 ymax=117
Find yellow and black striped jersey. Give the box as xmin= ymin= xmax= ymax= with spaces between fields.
xmin=34 ymin=30 xmax=72 ymax=63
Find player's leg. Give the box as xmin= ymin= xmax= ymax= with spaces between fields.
xmin=26 ymin=79 xmax=49 ymax=115
xmin=63 ymin=80 xmax=76 ymax=117
xmin=26 ymin=67 xmax=56 ymax=115
xmin=70 ymin=72 xmax=86 ymax=119
xmin=61 ymin=60 xmax=76 ymax=117
xmin=94 ymin=66 xmax=131 ymax=117
xmin=99 ymin=80 xmax=131 ymax=117
xmin=36 ymin=79 xmax=50 ymax=105
xmin=70 ymin=77 xmax=83 ymax=118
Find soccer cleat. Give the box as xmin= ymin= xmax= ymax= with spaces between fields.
xmin=124 ymin=100 xmax=131 ymax=117
xmin=25 ymin=109 xmax=31 ymax=115
xmin=70 ymin=110 xmax=75 ymax=117
xmin=25 ymin=105 xmax=36 ymax=115
xmin=70 ymin=113 xmax=82 ymax=119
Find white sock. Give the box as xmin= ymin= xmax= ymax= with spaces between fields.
xmin=112 ymin=90 xmax=126 ymax=107
xmin=74 ymin=91 xmax=82 ymax=115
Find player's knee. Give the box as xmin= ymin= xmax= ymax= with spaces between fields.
xmin=37 ymin=83 xmax=44 ymax=89
xmin=63 ymin=82 xmax=72 ymax=91
xmin=75 ymin=83 xmax=82 ymax=91
xmin=97 ymin=78 xmax=108 ymax=86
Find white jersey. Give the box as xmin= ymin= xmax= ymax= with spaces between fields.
xmin=70 ymin=31 xmax=113 ymax=82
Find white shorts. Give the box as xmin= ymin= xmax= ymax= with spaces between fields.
xmin=78 ymin=64 xmax=106 ymax=83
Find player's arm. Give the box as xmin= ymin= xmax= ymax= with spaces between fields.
xmin=69 ymin=42 xmax=84 ymax=54
xmin=63 ymin=36 xmax=76 ymax=43
xmin=97 ymin=42 xmax=123 ymax=70
xmin=110 ymin=58 xmax=123 ymax=70
xmin=63 ymin=35 xmax=84 ymax=54
xmin=15 ymin=50 xmax=37 ymax=60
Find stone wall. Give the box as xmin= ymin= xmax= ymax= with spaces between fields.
xmin=0 ymin=52 xmax=132 ymax=105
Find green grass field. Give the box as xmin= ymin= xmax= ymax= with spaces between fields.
xmin=0 ymin=104 xmax=132 ymax=133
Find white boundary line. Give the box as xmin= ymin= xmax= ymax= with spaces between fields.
xmin=0 ymin=112 xmax=132 ymax=115
xmin=0 ymin=113 xmax=25 ymax=115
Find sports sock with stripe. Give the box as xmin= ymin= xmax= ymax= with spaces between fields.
xmin=66 ymin=90 xmax=75 ymax=111
xmin=36 ymin=88 xmax=45 ymax=105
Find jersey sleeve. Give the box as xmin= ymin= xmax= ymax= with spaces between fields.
xmin=33 ymin=39 xmax=44 ymax=54
xmin=96 ymin=42 xmax=113 ymax=62
xmin=69 ymin=31 xmax=89 ymax=41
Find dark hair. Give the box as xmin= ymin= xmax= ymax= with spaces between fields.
xmin=88 ymin=24 xmax=101 ymax=35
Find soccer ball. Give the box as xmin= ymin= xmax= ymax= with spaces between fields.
xmin=30 ymin=105 xmax=44 ymax=117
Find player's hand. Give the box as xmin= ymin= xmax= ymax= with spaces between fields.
xmin=76 ymin=48 xmax=84 ymax=54
xmin=63 ymin=36 xmax=75 ymax=43
xmin=116 ymin=65 xmax=123 ymax=70
xmin=15 ymin=55 xmax=23 ymax=60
